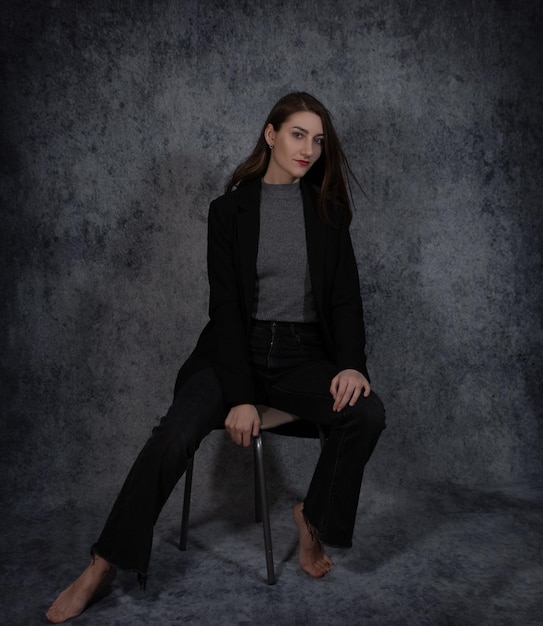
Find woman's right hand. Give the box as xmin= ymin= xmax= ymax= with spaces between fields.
xmin=225 ymin=404 xmax=261 ymax=447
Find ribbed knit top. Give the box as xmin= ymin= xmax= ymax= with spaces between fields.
xmin=253 ymin=180 xmax=317 ymax=323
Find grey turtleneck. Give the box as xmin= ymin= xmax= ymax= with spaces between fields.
xmin=253 ymin=180 xmax=317 ymax=323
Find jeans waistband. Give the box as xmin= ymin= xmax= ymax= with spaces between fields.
xmin=250 ymin=319 xmax=321 ymax=334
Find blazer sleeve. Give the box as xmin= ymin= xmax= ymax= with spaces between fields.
xmin=329 ymin=209 xmax=370 ymax=380
xmin=207 ymin=198 xmax=256 ymax=407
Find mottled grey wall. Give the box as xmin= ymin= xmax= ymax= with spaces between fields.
xmin=1 ymin=0 xmax=542 ymax=514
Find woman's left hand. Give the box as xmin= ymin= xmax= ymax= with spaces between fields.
xmin=330 ymin=369 xmax=371 ymax=412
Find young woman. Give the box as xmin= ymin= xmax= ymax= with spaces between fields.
xmin=46 ymin=92 xmax=386 ymax=623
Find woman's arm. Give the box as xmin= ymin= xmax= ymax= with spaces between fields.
xmin=329 ymin=208 xmax=369 ymax=379
xmin=207 ymin=197 xmax=261 ymax=443
xmin=329 ymin=216 xmax=372 ymax=409
xmin=207 ymin=197 xmax=256 ymax=407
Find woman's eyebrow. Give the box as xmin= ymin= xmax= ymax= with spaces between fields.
xmin=291 ymin=125 xmax=324 ymax=137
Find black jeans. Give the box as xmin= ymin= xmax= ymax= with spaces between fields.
xmin=94 ymin=320 xmax=385 ymax=579
xmin=247 ymin=320 xmax=386 ymax=548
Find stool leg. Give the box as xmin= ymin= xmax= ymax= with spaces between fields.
xmin=179 ymin=455 xmax=194 ymax=551
xmin=253 ymin=433 xmax=276 ymax=585
xmin=254 ymin=444 xmax=262 ymax=523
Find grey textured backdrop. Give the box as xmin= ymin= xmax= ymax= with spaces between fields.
xmin=1 ymin=0 xmax=542 ymax=523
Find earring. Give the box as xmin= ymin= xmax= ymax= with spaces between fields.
xmin=268 ymin=144 xmax=274 ymax=149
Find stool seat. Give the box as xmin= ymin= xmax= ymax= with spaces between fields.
xmin=257 ymin=404 xmax=301 ymax=429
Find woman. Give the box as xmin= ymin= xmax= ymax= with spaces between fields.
xmin=46 ymin=92 xmax=386 ymax=623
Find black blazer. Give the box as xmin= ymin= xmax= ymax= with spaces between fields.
xmin=174 ymin=177 xmax=369 ymax=407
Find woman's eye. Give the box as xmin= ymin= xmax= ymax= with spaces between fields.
xmin=315 ymin=138 xmax=323 ymax=145
xmin=293 ymin=132 xmax=303 ymax=139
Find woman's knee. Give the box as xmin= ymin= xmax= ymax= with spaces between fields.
xmin=147 ymin=368 xmax=226 ymax=457
xmin=353 ymin=391 xmax=386 ymax=433
xmin=154 ymin=401 xmax=222 ymax=459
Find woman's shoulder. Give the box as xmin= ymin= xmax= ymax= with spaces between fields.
xmin=320 ymin=197 xmax=352 ymax=230
xmin=300 ymin=178 xmax=351 ymax=228
xmin=210 ymin=178 xmax=261 ymax=212
xmin=210 ymin=188 xmax=238 ymax=208
xmin=328 ymin=202 xmax=351 ymax=223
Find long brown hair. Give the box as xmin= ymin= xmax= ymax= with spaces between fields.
xmin=225 ymin=92 xmax=359 ymax=224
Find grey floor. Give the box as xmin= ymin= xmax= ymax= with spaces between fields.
xmin=2 ymin=475 xmax=542 ymax=625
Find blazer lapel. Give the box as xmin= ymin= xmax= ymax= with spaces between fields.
xmin=235 ymin=179 xmax=261 ymax=326
xmin=301 ymin=179 xmax=327 ymax=315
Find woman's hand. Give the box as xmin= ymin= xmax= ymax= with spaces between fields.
xmin=225 ymin=404 xmax=261 ymax=447
xmin=330 ymin=369 xmax=370 ymax=412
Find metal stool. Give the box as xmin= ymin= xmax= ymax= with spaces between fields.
xmin=179 ymin=405 xmax=326 ymax=584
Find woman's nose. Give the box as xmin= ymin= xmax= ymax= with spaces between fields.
xmin=301 ymin=139 xmax=313 ymax=157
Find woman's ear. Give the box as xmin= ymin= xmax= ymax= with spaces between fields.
xmin=264 ymin=123 xmax=275 ymax=147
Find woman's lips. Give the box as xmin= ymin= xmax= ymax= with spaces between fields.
xmin=295 ymin=160 xmax=310 ymax=167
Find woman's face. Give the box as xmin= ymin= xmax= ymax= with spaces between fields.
xmin=263 ymin=111 xmax=323 ymax=184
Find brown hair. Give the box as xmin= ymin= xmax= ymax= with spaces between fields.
xmin=225 ymin=92 xmax=359 ymax=224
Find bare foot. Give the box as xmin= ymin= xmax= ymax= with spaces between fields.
xmin=45 ymin=555 xmax=116 ymax=623
xmin=293 ymin=503 xmax=333 ymax=578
